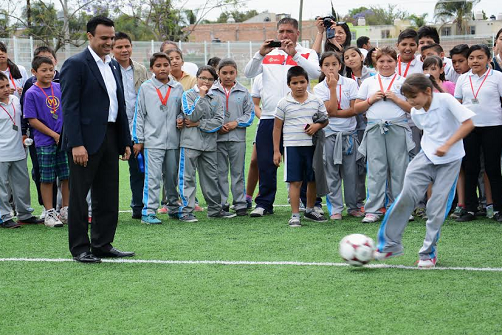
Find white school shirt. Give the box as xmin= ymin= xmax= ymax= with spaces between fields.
xmin=1 ymin=66 xmax=29 ymax=99
xmin=411 ymin=93 xmax=474 ymax=165
xmin=454 ymin=69 xmax=502 ymax=127
xmin=443 ymin=57 xmax=460 ymax=83
xmin=0 ymin=95 xmax=25 ymax=162
xmin=275 ymin=92 xmax=327 ymax=147
xmin=251 ymin=74 xmax=263 ymax=99
xmin=396 ymin=56 xmax=423 ymax=78
xmin=119 ymin=64 xmax=136 ymax=127
xmin=88 ymin=46 xmax=118 ymax=122
xmin=313 ymin=76 xmax=358 ymax=135
xmin=356 ymin=74 xmax=407 ymax=120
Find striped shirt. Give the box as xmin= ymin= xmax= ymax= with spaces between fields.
xmin=275 ymin=92 xmax=327 ymax=147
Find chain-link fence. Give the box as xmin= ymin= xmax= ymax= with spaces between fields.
xmin=0 ymin=34 xmax=497 ymax=85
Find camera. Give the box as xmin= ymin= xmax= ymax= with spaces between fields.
xmin=322 ymin=16 xmax=335 ymax=28
xmin=268 ymin=41 xmax=282 ymax=48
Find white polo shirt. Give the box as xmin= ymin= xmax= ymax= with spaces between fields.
xmin=411 ymin=92 xmax=474 ymax=164
xmin=88 ymin=46 xmax=118 ymax=122
xmin=313 ymin=76 xmax=358 ymax=135
xmin=1 ymin=66 xmax=29 ymax=99
xmin=396 ymin=56 xmax=423 ymax=78
xmin=443 ymin=57 xmax=460 ymax=83
xmin=454 ymin=69 xmax=502 ymax=127
xmin=356 ymin=74 xmax=407 ymax=120
xmin=0 ymin=95 xmax=25 ymax=162
xmin=251 ymin=74 xmax=263 ymax=99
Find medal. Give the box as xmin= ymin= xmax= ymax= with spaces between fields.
xmin=12 ymin=124 xmax=18 ymax=131
xmin=52 ymin=113 xmax=59 ymax=119
xmin=377 ymin=74 xmax=397 ymax=103
xmin=156 ymin=85 xmax=172 ymax=111
xmin=471 ymin=99 xmax=479 ymax=104
xmin=469 ymin=69 xmax=491 ymax=106
xmin=160 ymin=105 xmax=168 ymax=112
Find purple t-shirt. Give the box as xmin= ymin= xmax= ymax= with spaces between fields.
xmin=23 ymin=82 xmax=63 ymax=147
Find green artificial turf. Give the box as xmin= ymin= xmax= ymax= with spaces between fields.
xmin=2 ymin=121 xmax=502 ymax=335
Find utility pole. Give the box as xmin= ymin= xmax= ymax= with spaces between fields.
xmin=299 ymin=0 xmax=303 ymax=41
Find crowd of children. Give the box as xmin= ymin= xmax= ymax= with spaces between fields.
xmin=1 ymin=22 xmax=502 ymax=269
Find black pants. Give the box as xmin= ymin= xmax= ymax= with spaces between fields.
xmin=127 ymin=150 xmax=144 ymax=216
xmin=68 ymin=124 xmax=120 ymax=256
xmin=463 ymin=126 xmax=502 ymax=212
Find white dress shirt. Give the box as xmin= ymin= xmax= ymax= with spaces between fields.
xmin=88 ymin=46 xmax=118 ymax=122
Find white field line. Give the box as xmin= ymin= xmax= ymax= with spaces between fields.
xmin=1 ymin=257 xmax=502 ymax=272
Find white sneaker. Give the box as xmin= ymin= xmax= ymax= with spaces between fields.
xmin=362 ymin=213 xmax=380 ymax=223
xmin=409 ymin=215 xmax=415 ymax=221
xmin=417 ymin=257 xmax=437 ymax=268
xmin=39 ymin=209 xmax=47 ymax=220
xmin=45 ymin=209 xmax=63 ymax=228
xmin=288 ymin=217 xmax=301 ymax=227
xmin=314 ymin=206 xmax=324 ymax=215
xmin=250 ymin=207 xmax=267 ymax=217
xmin=60 ymin=206 xmax=68 ymax=224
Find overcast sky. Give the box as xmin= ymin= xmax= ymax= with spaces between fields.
xmin=193 ymin=0 xmax=499 ymax=22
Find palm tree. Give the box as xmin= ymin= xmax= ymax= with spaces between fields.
xmin=434 ymin=0 xmax=479 ymax=35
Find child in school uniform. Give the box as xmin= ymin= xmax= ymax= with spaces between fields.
xmin=23 ymin=56 xmax=68 ymax=228
xmin=212 ymin=59 xmax=255 ymax=216
xmin=178 ymin=66 xmax=236 ymax=222
xmin=0 ymin=72 xmax=42 ymax=228
xmin=132 ymin=52 xmax=184 ymax=224
xmin=273 ymin=66 xmax=328 ymax=227
xmin=355 ymin=46 xmax=415 ymax=223
xmin=423 ymin=56 xmax=455 ymax=95
xmin=313 ymin=52 xmax=362 ymax=220
xmin=375 ymin=73 xmax=475 ymax=268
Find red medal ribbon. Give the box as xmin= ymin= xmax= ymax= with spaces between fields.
xmin=469 ymin=69 xmax=491 ymax=100
xmin=156 ymin=86 xmax=172 ymax=106
xmin=0 ymin=100 xmax=16 ymax=126
xmin=397 ymin=56 xmax=412 ymax=78
xmin=8 ymin=67 xmax=17 ymax=90
xmin=337 ymin=84 xmax=342 ymax=110
xmin=35 ymin=83 xmax=58 ymax=116
xmin=377 ymin=74 xmax=397 ymax=94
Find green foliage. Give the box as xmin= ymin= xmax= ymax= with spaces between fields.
xmin=407 ymin=13 xmax=429 ymax=28
xmin=434 ymin=0 xmax=479 ymax=34
xmin=215 ymin=9 xmax=259 ymax=23
xmin=343 ymin=4 xmax=408 ymax=25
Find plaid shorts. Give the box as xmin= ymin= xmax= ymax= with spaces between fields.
xmin=36 ymin=145 xmax=69 ymax=183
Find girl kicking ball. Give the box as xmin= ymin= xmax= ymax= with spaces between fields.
xmin=375 ymin=73 xmax=474 ymax=268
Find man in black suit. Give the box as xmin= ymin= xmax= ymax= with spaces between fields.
xmin=60 ymin=16 xmax=134 ymax=263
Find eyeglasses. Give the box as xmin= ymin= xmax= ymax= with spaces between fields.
xmin=198 ymin=77 xmax=214 ymax=82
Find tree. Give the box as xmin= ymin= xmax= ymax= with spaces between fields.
xmin=343 ymin=4 xmax=407 ymax=25
xmin=407 ymin=13 xmax=428 ymax=28
xmin=434 ymin=0 xmax=479 ymax=34
xmin=215 ymin=9 xmax=259 ymax=23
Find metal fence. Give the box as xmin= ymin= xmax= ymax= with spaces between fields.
xmin=0 ymin=34 xmax=497 ymax=85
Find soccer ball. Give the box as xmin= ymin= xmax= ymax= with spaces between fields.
xmin=339 ymin=234 xmax=375 ymax=266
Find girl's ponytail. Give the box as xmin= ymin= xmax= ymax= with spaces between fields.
xmin=401 ymin=73 xmax=443 ymax=96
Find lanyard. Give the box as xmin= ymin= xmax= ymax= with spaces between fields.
xmin=469 ymin=69 xmax=491 ymax=100
xmin=35 ymin=83 xmax=58 ymax=115
xmin=156 ymin=86 xmax=172 ymax=106
xmin=8 ymin=68 xmax=17 ymax=90
xmin=397 ymin=56 xmax=412 ymax=78
xmin=377 ymin=74 xmax=397 ymax=94
xmin=0 ymin=101 xmax=16 ymax=125
xmin=337 ymin=84 xmax=342 ymax=110
xmin=352 ymin=74 xmax=362 ymax=88
xmin=223 ymin=86 xmax=233 ymax=111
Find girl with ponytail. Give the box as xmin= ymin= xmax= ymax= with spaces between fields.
xmin=375 ymin=73 xmax=475 ymax=268
xmin=0 ymin=42 xmax=29 ymax=98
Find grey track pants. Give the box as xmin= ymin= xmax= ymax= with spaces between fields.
xmin=143 ymin=148 xmax=179 ymax=216
xmin=0 ymin=158 xmax=33 ymax=221
xmin=217 ymin=141 xmax=247 ymax=210
xmin=377 ymin=152 xmax=461 ymax=260
xmin=179 ymin=147 xmax=221 ymax=217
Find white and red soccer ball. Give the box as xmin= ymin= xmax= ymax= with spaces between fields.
xmin=339 ymin=234 xmax=375 ymax=266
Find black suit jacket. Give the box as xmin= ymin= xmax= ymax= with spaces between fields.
xmin=60 ymin=48 xmax=130 ymax=155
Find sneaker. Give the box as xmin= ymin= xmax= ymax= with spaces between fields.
xmin=17 ymin=216 xmax=44 ymax=225
xmin=168 ymin=213 xmax=179 ymax=220
xmin=194 ymin=204 xmax=204 ymax=212
xmin=180 ymin=214 xmax=198 ymax=222
xmin=379 ymin=207 xmax=386 ymax=214
xmin=362 ymin=213 xmax=380 ymax=223
xmin=314 ymin=205 xmax=324 ymax=215
xmin=347 ymin=209 xmax=364 ymax=218
xmin=456 ymin=209 xmax=475 ymax=222
xmin=235 ymin=208 xmax=248 ymax=216
xmin=414 ymin=207 xmax=426 ymax=218
xmin=59 ymin=206 xmax=68 ymax=224
xmin=374 ymin=249 xmax=404 ymax=261
xmin=417 ymin=257 xmax=437 ymax=268
xmin=450 ymin=206 xmax=463 ymax=219
xmin=330 ymin=213 xmax=342 ymax=220
xmin=246 ymin=197 xmax=253 ymax=209
xmin=250 ymin=207 xmax=267 ymax=217
xmin=299 ymin=202 xmax=306 ymax=212
xmin=208 ymin=210 xmax=236 ymax=219
xmin=0 ymin=219 xmax=21 ymax=228
xmin=493 ymin=212 xmax=502 ymax=223
xmin=157 ymin=206 xmax=169 ymax=214
xmin=475 ymin=206 xmax=487 ymax=217
xmin=222 ymin=203 xmax=230 ymax=212
xmin=132 ymin=213 xmax=142 ymax=220
xmin=486 ymin=205 xmax=494 ymax=219
xmin=141 ymin=214 xmax=162 ymax=224
xmin=44 ymin=209 xmax=63 ymax=228
xmin=304 ymin=211 xmax=328 ymax=222
xmin=39 ymin=209 xmax=47 ymax=220
xmin=409 ymin=215 xmax=415 ymax=222
xmin=288 ymin=217 xmax=301 ymax=227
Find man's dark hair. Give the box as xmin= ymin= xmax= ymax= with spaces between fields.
xmin=397 ymin=28 xmax=418 ymax=44
xmin=114 ymin=32 xmax=132 ymax=44
xmin=87 ymin=16 xmax=114 ymax=35
xmin=449 ymin=44 xmax=470 ymax=58
xmin=421 ymin=43 xmax=444 ymax=55
xmin=417 ymin=26 xmax=440 ymax=44
xmin=31 ymin=56 xmax=54 ymax=71
xmin=277 ymin=17 xmax=298 ymax=30
xmin=287 ymin=65 xmax=308 ymax=85
xmin=149 ymin=52 xmax=170 ymax=68
xmin=34 ymin=46 xmax=57 ymax=60
xmin=356 ymin=36 xmax=370 ymax=48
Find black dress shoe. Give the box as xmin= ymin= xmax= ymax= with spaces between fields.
xmin=73 ymin=252 xmax=102 ymax=263
xmin=92 ymin=247 xmax=135 ymax=258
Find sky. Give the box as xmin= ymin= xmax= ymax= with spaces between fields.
xmin=190 ymin=0 xmax=500 ymax=22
